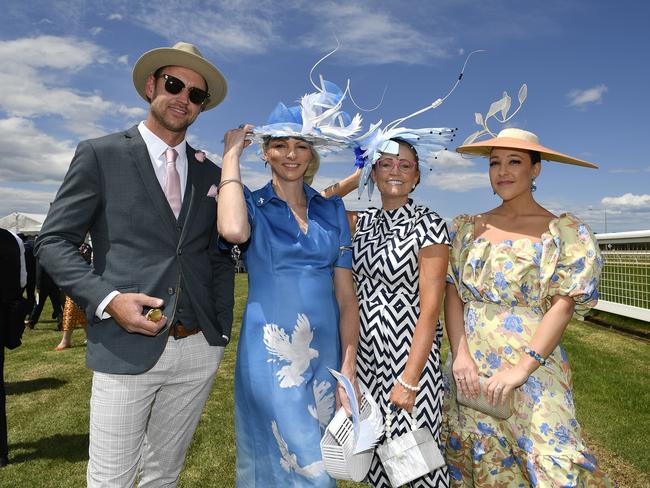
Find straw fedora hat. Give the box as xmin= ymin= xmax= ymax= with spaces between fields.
xmin=456 ymin=128 xmax=597 ymax=169
xmin=132 ymin=42 xmax=227 ymax=111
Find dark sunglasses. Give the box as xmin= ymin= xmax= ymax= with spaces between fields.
xmin=158 ymin=73 xmax=210 ymax=106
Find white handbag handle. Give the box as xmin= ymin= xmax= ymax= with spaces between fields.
xmin=384 ymin=405 xmax=418 ymax=441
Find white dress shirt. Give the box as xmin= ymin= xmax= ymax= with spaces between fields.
xmin=95 ymin=122 xmax=188 ymax=319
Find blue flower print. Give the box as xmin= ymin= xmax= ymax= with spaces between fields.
xmin=484 ymin=289 xmax=501 ymax=303
xmin=501 ymin=455 xmax=515 ymax=468
xmin=551 ymin=273 xmax=560 ymax=283
xmin=572 ymin=257 xmax=585 ymax=274
xmin=471 ymin=440 xmax=486 ymax=461
xmin=448 ymin=465 xmax=462 ymax=481
xmin=582 ymin=452 xmax=598 ymax=472
xmin=503 ymin=314 xmax=523 ymax=333
xmin=504 ymin=345 xmax=512 ymax=354
xmin=505 ymin=260 xmax=513 ymax=270
xmin=466 ymin=308 xmax=478 ymax=332
xmin=494 ymin=272 xmax=508 ymax=290
xmin=474 ymin=350 xmax=484 ymax=361
xmin=554 ymin=426 xmax=570 ymax=445
xmin=503 ymin=239 xmax=513 ymax=247
xmin=523 ymin=375 xmax=544 ymax=404
xmin=564 ymin=389 xmax=574 ymax=408
xmin=469 ymin=257 xmax=484 ymax=272
xmin=477 ymin=422 xmax=496 ymax=436
xmin=449 ymin=230 xmax=457 ymax=241
xmin=517 ymin=436 xmax=533 ymax=453
xmin=486 ymin=352 xmax=501 ymax=369
xmin=532 ymin=242 xmax=543 ymax=266
xmin=578 ymin=223 xmax=589 ymax=239
xmin=449 ymin=435 xmax=462 ymax=451
xmin=540 ymin=423 xmax=552 ymax=436
xmin=526 ymin=458 xmax=539 ymax=487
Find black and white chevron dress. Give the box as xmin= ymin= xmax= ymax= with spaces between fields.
xmin=352 ymin=200 xmax=450 ymax=488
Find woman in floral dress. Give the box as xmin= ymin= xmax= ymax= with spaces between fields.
xmin=443 ymin=128 xmax=615 ymax=486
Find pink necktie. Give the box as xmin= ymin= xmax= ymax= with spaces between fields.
xmin=164 ymin=147 xmax=182 ymax=218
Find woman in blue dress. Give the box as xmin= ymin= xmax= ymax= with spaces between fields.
xmin=217 ymin=82 xmax=361 ymax=487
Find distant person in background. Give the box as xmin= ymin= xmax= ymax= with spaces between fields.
xmin=0 ymin=228 xmax=27 ymax=467
xmin=18 ymin=234 xmax=36 ymax=315
xmin=25 ymin=258 xmax=63 ymax=329
xmin=55 ymin=242 xmax=92 ymax=351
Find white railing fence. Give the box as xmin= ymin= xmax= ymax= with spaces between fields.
xmin=595 ymin=230 xmax=650 ymax=322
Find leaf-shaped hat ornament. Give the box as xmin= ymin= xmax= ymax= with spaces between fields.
xmin=354 ymin=50 xmax=485 ymax=199
xmin=461 ymin=83 xmax=528 ymax=146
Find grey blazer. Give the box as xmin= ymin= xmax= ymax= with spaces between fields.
xmin=35 ymin=125 xmax=234 ymax=374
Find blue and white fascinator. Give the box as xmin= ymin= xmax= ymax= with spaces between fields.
xmin=355 ymin=51 xmax=483 ymax=198
xmin=247 ymin=48 xmax=363 ymax=156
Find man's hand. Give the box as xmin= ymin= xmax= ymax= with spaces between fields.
xmin=105 ymin=293 xmax=167 ymax=335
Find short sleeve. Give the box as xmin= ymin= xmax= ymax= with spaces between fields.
xmin=547 ymin=215 xmax=602 ymax=317
xmin=333 ymin=197 xmax=352 ymax=269
xmin=416 ymin=211 xmax=450 ymax=249
xmin=446 ymin=215 xmax=473 ymax=290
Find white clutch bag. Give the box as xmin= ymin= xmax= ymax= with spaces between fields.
xmin=376 ymin=407 xmax=445 ymax=488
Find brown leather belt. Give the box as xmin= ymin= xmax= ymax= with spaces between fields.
xmin=168 ymin=322 xmax=201 ymax=339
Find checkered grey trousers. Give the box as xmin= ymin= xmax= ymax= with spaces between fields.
xmin=87 ymin=333 xmax=224 ymax=487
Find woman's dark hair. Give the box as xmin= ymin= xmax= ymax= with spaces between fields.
xmin=530 ymin=150 xmax=541 ymax=165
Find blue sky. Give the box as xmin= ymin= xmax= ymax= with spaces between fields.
xmin=1 ymin=0 xmax=648 ymax=233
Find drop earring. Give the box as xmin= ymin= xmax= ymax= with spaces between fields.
xmin=531 ymin=177 xmax=537 ymax=192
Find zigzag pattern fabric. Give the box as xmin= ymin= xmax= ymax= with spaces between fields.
xmin=352 ymin=200 xmax=451 ymax=488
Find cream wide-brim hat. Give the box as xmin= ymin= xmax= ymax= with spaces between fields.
xmin=132 ymin=42 xmax=227 ymax=111
xmin=456 ymin=128 xmax=598 ymax=169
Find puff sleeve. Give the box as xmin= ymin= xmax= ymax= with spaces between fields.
xmin=546 ymin=214 xmax=602 ymax=318
xmin=446 ymin=214 xmax=473 ymax=291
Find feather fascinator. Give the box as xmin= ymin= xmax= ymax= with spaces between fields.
xmin=247 ymin=48 xmax=364 ymax=156
xmin=355 ymin=51 xmax=484 ymax=198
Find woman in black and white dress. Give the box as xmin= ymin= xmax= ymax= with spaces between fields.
xmin=324 ymin=138 xmax=450 ymax=487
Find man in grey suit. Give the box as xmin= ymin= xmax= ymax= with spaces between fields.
xmin=35 ymin=42 xmax=234 ymax=487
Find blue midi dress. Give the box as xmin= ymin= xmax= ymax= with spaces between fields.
xmin=233 ymin=181 xmax=352 ymax=487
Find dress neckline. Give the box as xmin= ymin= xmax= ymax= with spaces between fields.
xmin=470 ymin=213 xmax=569 ymax=247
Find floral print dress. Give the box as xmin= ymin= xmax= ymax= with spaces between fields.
xmin=443 ymin=213 xmax=615 ymax=487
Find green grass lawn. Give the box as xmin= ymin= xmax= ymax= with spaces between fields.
xmin=2 ymin=274 xmax=649 ymax=487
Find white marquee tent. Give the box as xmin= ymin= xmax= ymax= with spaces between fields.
xmin=0 ymin=212 xmax=47 ymax=236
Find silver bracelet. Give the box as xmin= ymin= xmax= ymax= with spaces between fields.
xmin=217 ymin=178 xmax=244 ymax=192
xmin=396 ymin=375 xmax=421 ymax=392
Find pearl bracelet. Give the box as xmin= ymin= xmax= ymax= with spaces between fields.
xmin=396 ymin=376 xmax=421 ymax=392
xmin=523 ymin=346 xmax=547 ymax=366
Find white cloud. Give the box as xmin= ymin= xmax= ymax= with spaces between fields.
xmin=0 ymin=118 xmax=75 ymax=183
xmin=423 ymin=150 xmax=476 ymax=169
xmin=117 ymin=54 xmax=129 ymax=65
xmin=426 ymin=171 xmax=489 ymax=192
xmin=90 ymin=26 xmax=103 ymax=36
xmin=301 ymin=2 xmax=452 ymax=65
xmin=0 ymin=36 xmax=146 ymax=138
xmin=567 ymin=84 xmax=607 ymax=108
xmin=107 ymin=13 xmax=123 ymax=20
xmin=0 ymin=186 xmax=56 ymax=216
xmin=601 ymin=193 xmax=650 ymax=210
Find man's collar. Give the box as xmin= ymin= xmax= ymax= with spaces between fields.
xmin=138 ymin=121 xmax=187 ymax=156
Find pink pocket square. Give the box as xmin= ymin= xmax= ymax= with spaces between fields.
xmin=195 ymin=150 xmax=206 ymax=162
xmin=207 ymin=184 xmax=218 ymax=198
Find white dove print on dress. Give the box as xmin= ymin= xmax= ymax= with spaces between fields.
xmin=271 ymin=421 xmax=325 ymax=479
xmin=263 ymin=313 xmax=319 ymax=388
xmin=308 ymin=380 xmax=335 ymax=428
